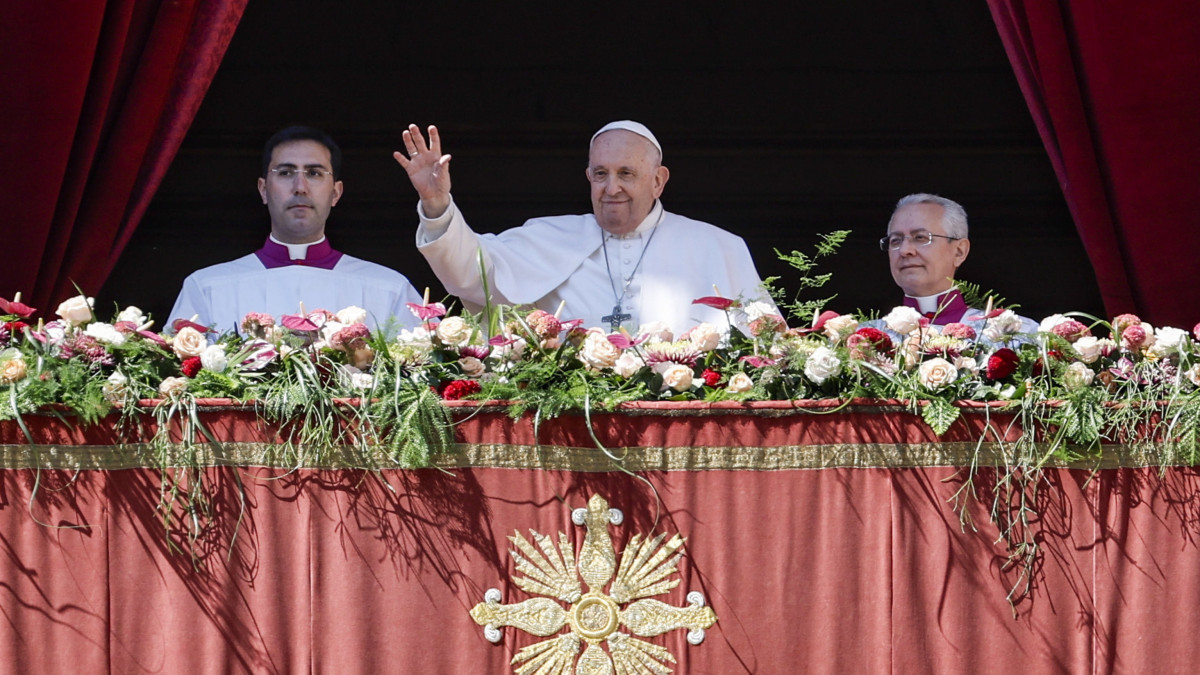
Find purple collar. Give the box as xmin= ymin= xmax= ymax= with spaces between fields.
xmin=902 ymin=289 xmax=969 ymax=325
xmin=254 ymin=237 xmax=343 ymax=270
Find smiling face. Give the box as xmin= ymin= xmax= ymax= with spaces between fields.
xmin=887 ymin=202 xmax=970 ymax=297
xmin=586 ymin=130 xmax=669 ymax=236
xmin=257 ymin=139 xmax=343 ymax=244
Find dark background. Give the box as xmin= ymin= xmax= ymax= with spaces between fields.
xmin=98 ymin=2 xmax=1103 ymax=323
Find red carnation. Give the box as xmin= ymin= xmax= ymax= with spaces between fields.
xmin=985 ymin=348 xmax=1020 ymax=380
xmin=848 ymin=327 xmax=894 ymax=359
xmin=181 ymin=356 xmax=202 ymax=378
xmin=440 ymin=379 xmax=482 ymax=401
xmin=526 ymin=310 xmax=562 ymax=340
xmin=701 ymin=368 xmax=722 ymax=387
xmin=1111 ymin=313 xmax=1141 ymax=338
xmin=5 ymin=321 xmax=29 ymax=333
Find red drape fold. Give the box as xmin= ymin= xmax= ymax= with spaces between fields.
xmin=0 ymin=0 xmax=246 ymax=314
xmin=987 ymin=1 xmax=1200 ymax=327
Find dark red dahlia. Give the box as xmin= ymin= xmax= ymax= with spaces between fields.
xmin=181 ymin=357 xmax=202 ymax=378
xmin=985 ymin=348 xmax=1020 ymax=380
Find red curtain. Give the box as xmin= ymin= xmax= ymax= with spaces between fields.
xmin=0 ymin=0 xmax=246 ymax=314
xmin=987 ymin=2 xmax=1200 ymax=328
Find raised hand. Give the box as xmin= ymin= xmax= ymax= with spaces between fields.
xmin=394 ymin=124 xmax=452 ymax=218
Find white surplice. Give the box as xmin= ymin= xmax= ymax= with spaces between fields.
xmin=416 ymin=198 xmax=775 ymax=336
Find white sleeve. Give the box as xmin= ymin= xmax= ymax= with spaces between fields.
xmin=167 ymin=274 xmax=213 ymax=329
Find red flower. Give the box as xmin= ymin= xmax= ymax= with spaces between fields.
xmin=848 ymin=327 xmax=894 ymax=358
xmin=4 ymin=321 xmax=29 ymax=333
xmin=181 ymin=357 xmax=202 ymax=378
xmin=692 ymin=296 xmax=735 ymax=310
xmin=701 ymin=369 xmax=722 ymax=387
xmin=0 ymin=296 xmax=36 ymax=318
xmin=440 ymin=379 xmax=482 ymax=401
xmin=985 ymin=348 xmax=1020 ymax=380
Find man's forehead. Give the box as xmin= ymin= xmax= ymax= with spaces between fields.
xmin=270 ymin=139 xmax=332 ymax=166
xmin=589 ymin=130 xmax=659 ymax=165
xmin=888 ymin=203 xmax=945 ymax=232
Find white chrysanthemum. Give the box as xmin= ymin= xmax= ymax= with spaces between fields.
xmin=84 ymin=322 xmax=126 ymax=346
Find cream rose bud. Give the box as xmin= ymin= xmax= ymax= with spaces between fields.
xmin=743 ymin=301 xmax=776 ymax=321
xmin=726 ymin=372 xmax=754 ymax=394
xmin=1186 ymin=364 xmax=1200 ymax=388
xmin=117 ymin=306 xmax=146 ymax=325
xmin=55 ymin=295 xmax=94 ymax=325
xmin=1062 ymin=361 xmax=1095 ymax=390
xmin=0 ymin=352 xmax=27 ymax=384
xmin=804 ymin=346 xmax=842 ymax=385
xmin=335 ymin=306 xmax=368 ymax=326
xmin=955 ymin=356 xmax=979 ymax=375
xmin=684 ymin=323 xmax=722 ymax=352
xmin=612 ymin=351 xmax=645 ymax=378
xmin=637 ymin=321 xmax=674 ymax=343
xmin=578 ymin=330 xmax=621 ymax=370
xmin=657 ymin=363 xmax=695 ymax=392
xmin=918 ymin=357 xmax=958 ymax=390
xmin=158 ymin=376 xmax=188 ymax=397
xmin=822 ymin=315 xmax=859 ymax=342
xmin=435 ymin=316 xmax=473 ymax=347
xmin=1073 ymin=336 xmax=1104 ymax=364
xmin=84 ymin=322 xmax=126 ymax=346
xmin=458 ymin=355 xmax=486 ymax=377
xmin=884 ymin=306 xmax=923 ymax=335
xmin=200 ymin=344 xmax=228 ymax=373
xmin=171 ymin=326 xmax=207 ymax=358
xmin=102 ymin=371 xmax=128 ymax=402
xmin=1038 ymin=314 xmax=1071 ymax=333
xmin=982 ymin=310 xmax=1025 ymax=341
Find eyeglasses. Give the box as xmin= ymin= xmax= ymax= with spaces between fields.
xmin=269 ymin=167 xmax=334 ymax=182
xmin=879 ymin=232 xmax=960 ymax=251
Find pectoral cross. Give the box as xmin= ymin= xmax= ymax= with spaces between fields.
xmin=602 ymin=305 xmax=631 ymax=331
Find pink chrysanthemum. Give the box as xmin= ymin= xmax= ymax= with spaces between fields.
xmin=1112 ymin=314 xmax=1142 ymax=339
xmin=1051 ymin=319 xmax=1091 ymax=343
xmin=643 ymin=341 xmax=702 ymax=367
xmin=941 ymin=323 xmax=977 ymax=340
xmin=330 ymin=323 xmax=371 ymax=351
xmin=525 ymin=310 xmax=562 ymax=340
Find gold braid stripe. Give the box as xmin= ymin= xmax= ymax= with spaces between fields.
xmin=0 ymin=441 xmax=1173 ymax=471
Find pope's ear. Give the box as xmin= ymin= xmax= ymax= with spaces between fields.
xmin=653 ymin=165 xmax=670 ymax=197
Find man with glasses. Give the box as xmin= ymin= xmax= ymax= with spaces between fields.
xmin=881 ymin=193 xmax=1035 ymax=330
xmin=169 ymin=126 xmax=422 ymax=333
xmin=395 ymin=120 xmax=774 ymax=335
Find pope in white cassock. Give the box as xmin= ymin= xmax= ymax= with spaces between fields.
xmin=394 ymin=120 xmax=775 ymax=336
xmin=169 ymin=126 xmax=422 ymax=333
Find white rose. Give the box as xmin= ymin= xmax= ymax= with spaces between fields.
xmin=1062 ymin=361 xmax=1095 ymax=390
xmin=200 ymin=344 xmax=228 ymax=373
xmin=577 ymin=331 xmax=620 ymax=370
xmin=1186 ymin=364 xmax=1200 ymax=388
xmin=172 ymin=326 xmax=207 ymax=358
xmin=1073 ymin=336 xmax=1103 ymax=364
xmin=55 ymin=295 xmax=94 ymax=325
xmin=684 ymin=323 xmax=722 ymax=352
xmin=823 ymin=315 xmax=859 ymax=342
xmin=435 ymin=316 xmax=473 ymax=347
xmin=637 ymin=321 xmax=674 ymax=343
xmin=612 ymin=351 xmax=645 ymax=378
xmin=982 ymin=310 xmax=1025 ymax=342
xmin=918 ymin=357 xmax=958 ymax=390
xmin=117 ymin=306 xmax=146 ymax=325
xmin=884 ymin=306 xmax=923 ymax=335
xmin=493 ymin=336 xmax=527 ymax=362
xmin=158 ymin=376 xmax=188 ymax=397
xmin=1149 ymin=326 xmax=1188 ymax=358
xmin=955 ymin=356 xmax=979 ymax=375
xmin=804 ymin=346 xmax=842 ymax=385
xmin=458 ymin=355 xmax=486 ymax=377
xmin=743 ymin=301 xmax=777 ymax=321
xmin=84 ymin=322 xmax=126 ymax=346
xmin=336 ymin=306 xmax=369 ymax=326
xmin=319 ymin=320 xmax=346 ymax=345
xmin=1038 ymin=314 xmax=1071 ymax=333
xmin=655 ymin=362 xmax=695 ymax=392
xmin=726 ymin=372 xmax=754 ymax=394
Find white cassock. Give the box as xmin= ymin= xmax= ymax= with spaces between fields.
xmin=416 ymin=198 xmax=775 ymax=336
xmin=169 ymin=252 xmax=423 ymax=334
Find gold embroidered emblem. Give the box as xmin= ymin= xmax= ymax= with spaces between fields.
xmin=470 ymin=494 xmax=717 ymax=674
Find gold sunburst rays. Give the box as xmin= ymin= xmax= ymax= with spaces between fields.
xmin=470 ymin=494 xmax=717 ymax=675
